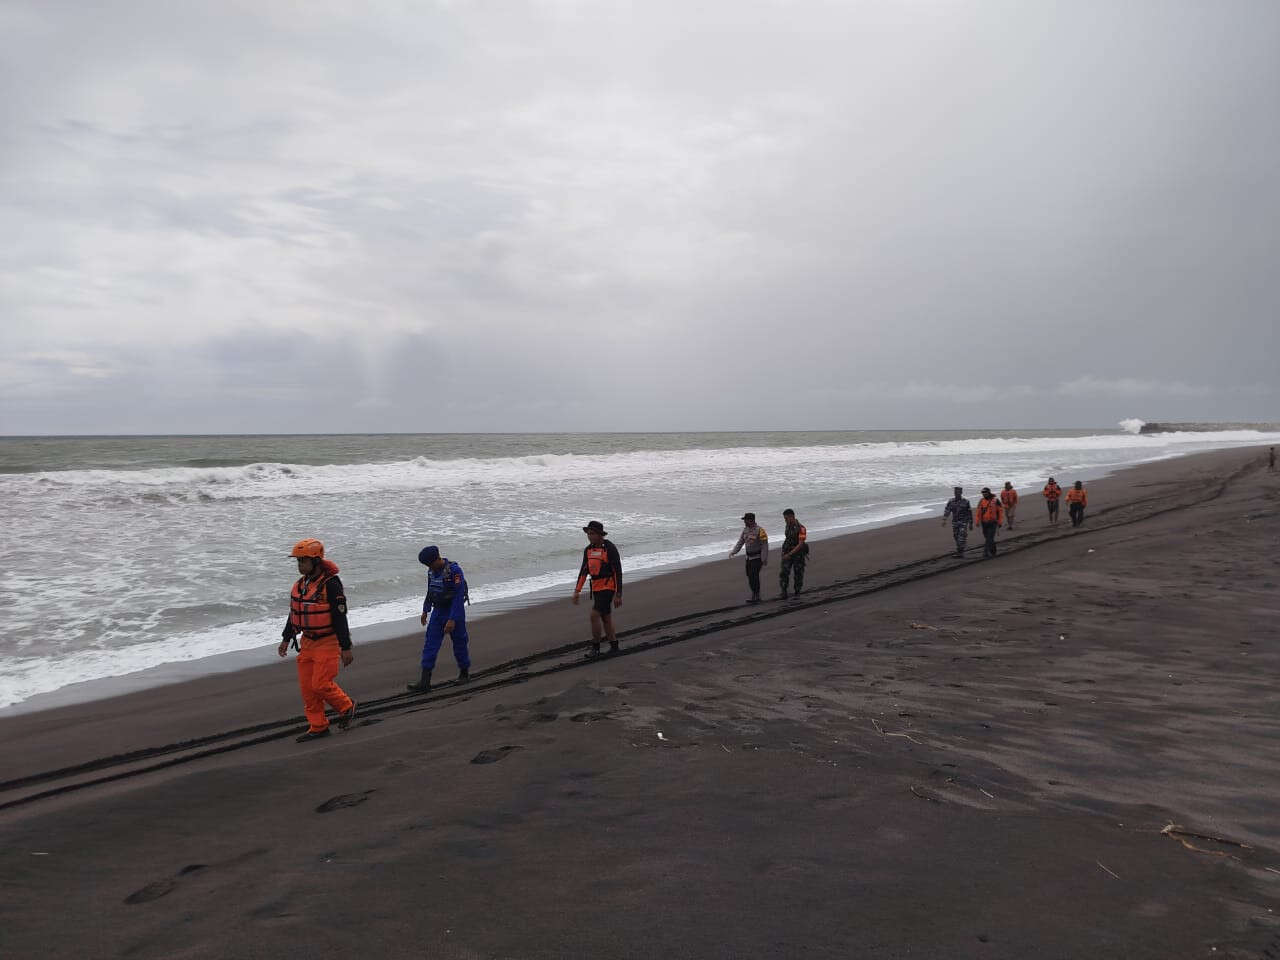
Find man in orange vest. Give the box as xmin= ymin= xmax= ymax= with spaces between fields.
xmin=279 ymin=539 xmax=356 ymax=742
xmin=1000 ymin=482 xmax=1019 ymax=529
xmin=974 ymin=487 xmax=1005 ymax=559
xmin=1042 ymin=477 xmax=1062 ymax=524
xmin=1065 ymin=481 xmax=1088 ymax=527
xmin=573 ymin=521 xmax=623 ymax=657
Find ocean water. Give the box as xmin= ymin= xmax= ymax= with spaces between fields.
xmin=2 ymin=426 xmax=1276 ymax=710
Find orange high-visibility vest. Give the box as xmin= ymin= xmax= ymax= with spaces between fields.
xmin=290 ymin=573 xmax=336 ymax=640
xmin=975 ymin=498 xmax=1004 ymax=524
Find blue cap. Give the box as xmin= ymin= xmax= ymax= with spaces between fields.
xmin=418 ymin=545 xmax=440 ymax=565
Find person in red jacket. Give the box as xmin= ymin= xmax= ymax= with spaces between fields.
xmin=1042 ymin=477 xmax=1062 ymax=524
xmin=573 ymin=521 xmax=623 ymax=657
xmin=974 ymin=487 xmax=1005 ymax=559
xmin=1000 ymin=482 xmax=1019 ymax=529
xmin=280 ymin=539 xmax=356 ymax=742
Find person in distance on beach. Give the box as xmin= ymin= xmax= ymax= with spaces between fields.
xmin=573 ymin=521 xmax=623 ymax=657
xmin=778 ymin=508 xmax=808 ymax=599
xmin=975 ymin=487 xmax=1005 ymax=559
xmin=942 ymin=486 xmax=974 ymax=558
xmin=407 ymin=546 xmax=470 ymax=694
xmin=1270 ymin=446 xmax=1275 ymax=470
xmin=1000 ymin=482 xmax=1019 ymax=530
xmin=1042 ymin=477 xmax=1062 ymax=524
xmin=279 ymin=539 xmax=356 ymax=743
xmin=1066 ymin=481 xmax=1088 ymax=527
xmin=729 ymin=512 xmax=769 ymax=604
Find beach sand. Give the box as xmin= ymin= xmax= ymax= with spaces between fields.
xmin=1 ymin=446 xmax=1277 ymax=958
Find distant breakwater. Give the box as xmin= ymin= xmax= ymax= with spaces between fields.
xmin=1139 ymin=421 xmax=1280 ymax=434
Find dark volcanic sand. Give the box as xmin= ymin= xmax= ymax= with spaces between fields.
xmin=1 ymin=447 xmax=1278 ymax=959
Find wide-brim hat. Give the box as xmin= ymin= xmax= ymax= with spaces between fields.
xmin=582 ymin=520 xmax=607 ymax=536
xmin=741 ymin=512 xmax=755 ymax=523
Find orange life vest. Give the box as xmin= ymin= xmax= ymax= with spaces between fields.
xmin=290 ymin=570 xmax=336 ymax=640
xmin=1065 ymin=488 xmax=1087 ymax=506
xmin=1000 ymin=488 xmax=1018 ymax=508
xmin=583 ymin=544 xmax=618 ymax=592
xmin=1043 ymin=483 xmax=1061 ymax=501
xmin=975 ymin=497 xmax=1004 ymax=524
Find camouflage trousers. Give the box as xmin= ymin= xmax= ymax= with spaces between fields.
xmin=951 ymin=522 xmax=968 ymax=553
xmin=779 ymin=553 xmax=806 ymax=594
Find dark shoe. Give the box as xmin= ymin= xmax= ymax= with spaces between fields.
xmin=608 ymin=641 xmax=620 ymax=655
xmin=337 ymin=700 xmax=357 ymax=730
xmin=457 ymin=669 xmax=470 ymax=683
xmin=584 ymin=642 xmax=602 ymax=659
xmin=779 ymin=589 xmax=788 ymax=600
xmin=746 ymin=595 xmax=761 ymax=604
xmin=296 ymin=728 xmax=331 ymax=743
xmin=406 ymin=669 xmax=432 ymax=693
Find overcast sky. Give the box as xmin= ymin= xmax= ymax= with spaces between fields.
xmin=1 ymin=0 xmax=1276 ymax=434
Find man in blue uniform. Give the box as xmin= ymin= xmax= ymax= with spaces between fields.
xmin=407 ymin=545 xmax=470 ymax=693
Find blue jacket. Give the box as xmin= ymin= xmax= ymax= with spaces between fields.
xmin=423 ymin=560 xmax=468 ymax=620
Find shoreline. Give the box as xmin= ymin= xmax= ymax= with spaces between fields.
xmin=0 ymin=443 xmax=1270 ymax=754
xmin=1 ymin=443 xmax=1276 ymax=958
xmin=3 ymin=438 xmax=1251 ymax=718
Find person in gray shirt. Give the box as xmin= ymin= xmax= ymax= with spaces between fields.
xmin=729 ymin=512 xmax=770 ymax=604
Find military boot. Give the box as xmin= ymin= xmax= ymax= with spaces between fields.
xmin=406 ymin=669 xmax=432 ymax=693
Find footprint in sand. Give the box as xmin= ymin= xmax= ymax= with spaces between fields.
xmin=315 ymin=790 xmax=376 ymax=813
xmin=124 ymin=879 xmax=177 ymax=905
xmin=471 ymin=745 xmax=523 ymax=764
xmin=124 ymin=851 xmax=266 ymax=905
xmin=569 ymin=711 xmax=611 ymax=724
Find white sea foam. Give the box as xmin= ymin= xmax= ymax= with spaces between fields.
xmin=1118 ymin=418 xmax=1147 ymax=434
xmin=8 ymin=429 xmax=1277 ymax=503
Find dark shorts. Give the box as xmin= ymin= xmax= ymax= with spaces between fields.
xmin=591 ymin=590 xmax=615 ymax=616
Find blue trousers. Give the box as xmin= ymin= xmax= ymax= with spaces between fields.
xmin=421 ymin=608 xmax=470 ymax=671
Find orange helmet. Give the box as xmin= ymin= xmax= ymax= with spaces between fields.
xmin=290 ymin=538 xmax=324 ymax=558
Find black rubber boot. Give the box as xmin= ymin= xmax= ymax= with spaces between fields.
xmin=585 ymin=642 xmax=602 ymax=659
xmin=406 ymin=669 xmax=432 ymax=693
xmin=457 ymin=668 xmax=470 ymax=683
xmin=608 ymin=641 xmax=619 ymax=655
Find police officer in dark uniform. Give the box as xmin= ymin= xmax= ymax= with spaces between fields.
xmin=407 ymin=545 xmax=470 ymax=693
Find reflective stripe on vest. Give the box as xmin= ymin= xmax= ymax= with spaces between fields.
xmin=290 ymin=574 xmax=335 ymax=639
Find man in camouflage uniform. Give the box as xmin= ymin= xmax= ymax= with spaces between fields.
xmin=942 ymin=486 xmax=974 ymax=558
xmin=779 ymin=508 xmax=808 ymax=599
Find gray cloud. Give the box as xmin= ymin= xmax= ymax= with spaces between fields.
xmin=2 ymin=0 xmax=1277 ymax=434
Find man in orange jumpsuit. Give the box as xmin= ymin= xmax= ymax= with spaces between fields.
xmin=279 ymin=539 xmax=357 ymax=742
xmin=974 ymin=487 xmax=1005 ymax=559
xmin=1000 ymin=482 xmax=1019 ymax=529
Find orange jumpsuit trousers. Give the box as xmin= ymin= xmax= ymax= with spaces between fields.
xmin=296 ymin=639 xmax=353 ymax=733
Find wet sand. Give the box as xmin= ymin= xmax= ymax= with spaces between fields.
xmin=1 ymin=446 xmax=1277 ymax=958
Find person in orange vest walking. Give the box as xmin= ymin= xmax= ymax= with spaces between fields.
xmin=574 ymin=521 xmax=623 ymax=658
xmin=1000 ymin=482 xmax=1019 ymax=530
xmin=1042 ymin=476 xmax=1062 ymax=524
xmin=1065 ymin=481 xmax=1088 ymax=527
xmin=279 ymin=539 xmax=356 ymax=743
xmin=974 ymin=487 xmax=1005 ymax=558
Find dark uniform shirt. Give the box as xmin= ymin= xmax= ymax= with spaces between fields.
xmin=943 ymin=496 xmax=972 ymax=525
